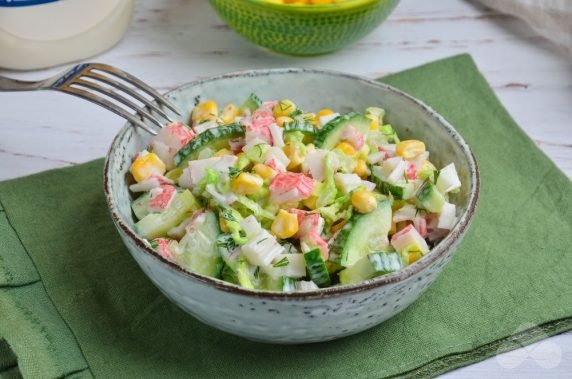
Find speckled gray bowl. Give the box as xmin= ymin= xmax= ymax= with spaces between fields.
xmin=104 ymin=69 xmax=479 ymax=344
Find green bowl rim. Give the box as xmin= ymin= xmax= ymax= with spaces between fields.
xmin=224 ymin=0 xmax=385 ymax=12
xmin=104 ymin=68 xmax=480 ymax=301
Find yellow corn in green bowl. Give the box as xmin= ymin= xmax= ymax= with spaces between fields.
xmin=209 ymin=0 xmax=400 ymax=56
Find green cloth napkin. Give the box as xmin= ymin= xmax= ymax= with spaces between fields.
xmin=1 ymin=54 xmax=571 ymax=379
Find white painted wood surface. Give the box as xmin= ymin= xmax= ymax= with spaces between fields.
xmin=0 ymin=0 xmax=570 ymax=377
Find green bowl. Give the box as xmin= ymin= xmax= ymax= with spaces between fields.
xmin=209 ymin=0 xmax=400 ymax=56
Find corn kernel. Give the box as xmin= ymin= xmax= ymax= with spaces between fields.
xmin=214 ymin=148 xmax=233 ymax=157
xmin=271 ymin=210 xmax=299 ymax=239
xmin=219 ymin=217 xmax=230 ymax=233
xmin=354 ymin=159 xmax=369 ymax=178
xmin=335 ymin=142 xmax=356 ymax=156
xmin=252 ymin=163 xmax=276 ymax=180
xmin=283 ymin=142 xmax=304 ymax=170
xmin=351 ymin=189 xmax=377 ymax=214
xmin=396 ymin=140 xmax=426 ymax=160
xmin=366 ymin=107 xmax=384 ymax=131
xmin=191 ymin=100 xmax=218 ymax=124
xmin=130 ymin=152 xmax=166 ymax=183
xmin=317 ymin=109 xmax=334 ymax=118
xmin=220 ymin=104 xmax=238 ymax=124
xmin=407 ymin=251 xmax=423 ymax=264
xmin=231 ymin=172 xmax=263 ymax=195
xmin=276 ymin=116 xmax=294 ymax=128
xmin=273 ymin=99 xmax=297 ymax=118
xmin=303 ymin=195 xmax=318 ymax=210
xmin=368 ymin=117 xmax=380 ymax=131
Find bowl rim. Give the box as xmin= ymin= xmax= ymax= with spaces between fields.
xmin=104 ymin=67 xmax=480 ymax=300
xmin=222 ymin=0 xmax=383 ymax=12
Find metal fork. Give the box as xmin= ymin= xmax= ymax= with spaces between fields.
xmin=0 ymin=63 xmax=181 ymax=135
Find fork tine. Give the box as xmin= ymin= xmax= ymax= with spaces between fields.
xmin=72 ymin=79 xmax=165 ymax=129
xmin=83 ymin=71 xmax=175 ymax=123
xmin=89 ymin=63 xmax=181 ymax=116
xmin=60 ymin=86 xmax=158 ymax=135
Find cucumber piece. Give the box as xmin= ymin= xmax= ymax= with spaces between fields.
xmin=221 ymin=264 xmax=238 ymax=284
xmin=261 ymin=276 xmax=309 ymax=292
xmin=304 ymin=249 xmax=331 ymax=288
xmin=238 ymin=93 xmax=262 ymax=115
xmin=370 ymin=166 xmax=414 ymax=200
xmin=280 ymin=277 xmax=297 ymax=292
xmin=131 ymin=192 xmax=152 ymax=220
xmin=174 ymin=123 xmax=245 ymax=167
xmin=314 ymin=112 xmax=370 ymax=150
xmin=415 ymin=181 xmax=445 ymax=213
xmin=339 ymin=252 xmax=404 ymax=285
xmin=135 ymin=190 xmax=199 ymax=239
xmin=326 ymin=260 xmax=344 ymax=275
xmin=259 ymin=274 xmax=289 ymax=291
xmin=380 ymin=124 xmax=400 ymax=144
xmin=175 ymin=210 xmax=222 ymax=277
xmin=165 ymin=167 xmax=184 ymax=181
xmin=284 ymin=120 xmax=316 ymax=136
xmin=329 ymin=200 xmax=392 ymax=267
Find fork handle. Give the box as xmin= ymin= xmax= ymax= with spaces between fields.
xmin=0 ymin=76 xmax=44 ymax=92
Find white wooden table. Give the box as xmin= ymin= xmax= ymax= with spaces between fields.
xmin=0 ymin=0 xmax=570 ymax=377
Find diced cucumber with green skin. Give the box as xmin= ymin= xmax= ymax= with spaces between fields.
xmin=174 ymin=123 xmax=245 ymax=167
xmin=314 ymin=112 xmax=370 ymax=150
xmin=238 ymin=93 xmax=262 ymax=115
xmin=131 ymin=192 xmax=152 ymax=220
xmin=415 ymin=181 xmax=445 ymax=212
xmin=221 ymin=264 xmax=238 ymax=284
xmin=283 ymin=120 xmax=317 ymax=136
xmin=262 ymin=276 xmax=301 ymax=292
xmin=329 ymin=200 xmax=392 ymax=267
xmin=135 ymin=190 xmax=199 ymax=239
xmin=380 ymin=124 xmax=400 ymax=144
xmin=261 ymin=275 xmax=299 ymax=292
xmin=370 ymin=166 xmax=413 ymax=200
xmin=339 ymin=252 xmax=405 ymax=285
xmin=165 ymin=167 xmax=184 ymax=181
xmin=244 ymin=143 xmax=269 ymax=164
xmin=280 ymin=277 xmax=297 ymax=292
xmin=304 ymin=249 xmax=331 ymax=288
xmin=175 ymin=210 xmax=222 ymax=277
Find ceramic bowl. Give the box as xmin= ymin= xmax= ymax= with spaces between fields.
xmin=209 ymin=0 xmax=400 ymax=56
xmin=104 ymin=69 xmax=479 ymax=344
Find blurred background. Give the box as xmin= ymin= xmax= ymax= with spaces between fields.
xmin=0 ymin=0 xmax=570 ymax=179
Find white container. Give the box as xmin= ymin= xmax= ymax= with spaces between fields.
xmin=0 ymin=0 xmax=134 ymax=70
